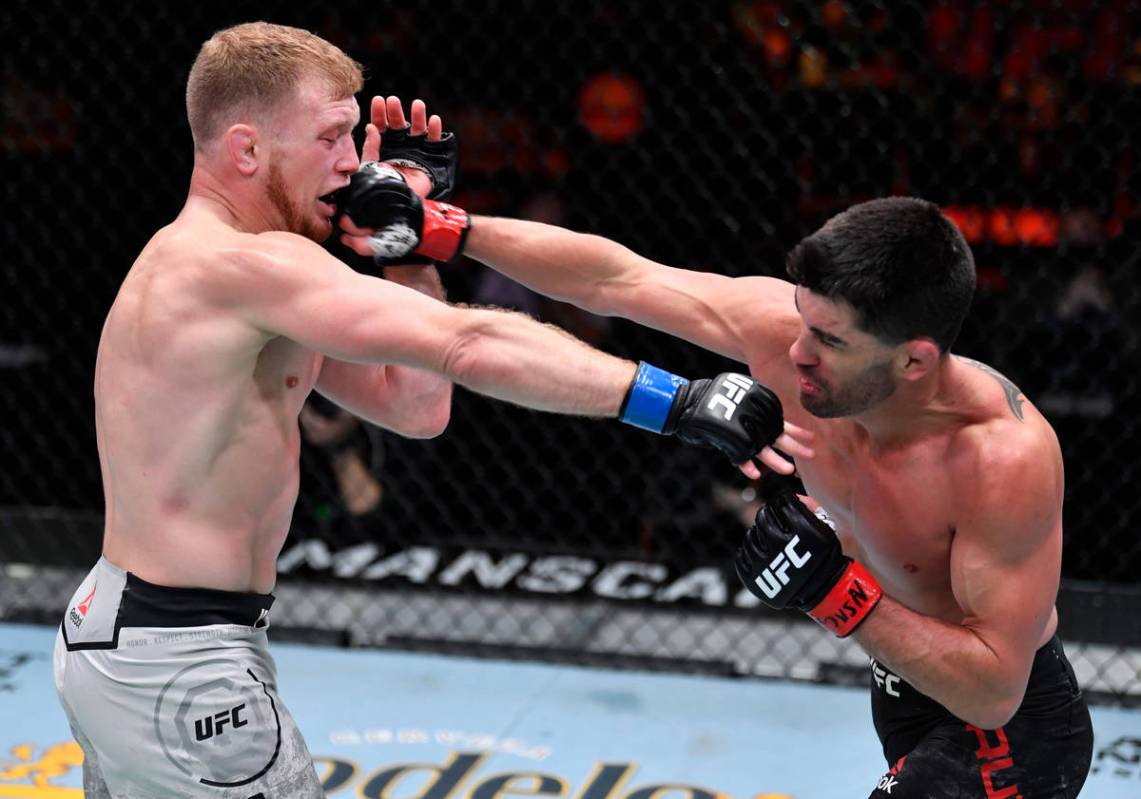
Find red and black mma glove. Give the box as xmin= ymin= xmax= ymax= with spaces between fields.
xmin=335 ymin=162 xmax=470 ymax=266
xmin=341 ymin=125 xmax=459 ymax=266
xmin=619 ymin=363 xmax=784 ymax=464
xmin=735 ymin=491 xmax=883 ymax=637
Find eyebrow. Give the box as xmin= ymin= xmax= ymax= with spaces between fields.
xmin=320 ymin=118 xmax=356 ymax=132
xmin=794 ymin=289 xmax=849 ymax=347
xmin=319 ymin=110 xmax=359 ymax=130
xmin=810 ymin=326 xmax=848 ymax=347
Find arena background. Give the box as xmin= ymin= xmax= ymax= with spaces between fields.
xmin=3 ymin=0 xmax=1141 ymax=712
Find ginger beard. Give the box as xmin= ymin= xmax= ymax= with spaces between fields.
xmin=801 ymin=356 xmax=897 ymax=418
xmin=266 ymin=159 xmax=331 ymax=242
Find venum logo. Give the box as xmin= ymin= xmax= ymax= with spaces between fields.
xmin=705 ymin=374 xmax=755 ymax=420
xmin=752 ymin=535 xmax=812 ymax=599
xmin=821 ymin=581 xmax=874 ymax=630
xmin=194 ymin=704 xmax=248 ymax=741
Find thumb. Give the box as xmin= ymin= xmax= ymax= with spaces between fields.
xmin=339 ymin=232 xmax=380 ymax=258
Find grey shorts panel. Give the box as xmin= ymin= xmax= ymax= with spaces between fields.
xmin=54 ymin=560 xmax=324 ymax=798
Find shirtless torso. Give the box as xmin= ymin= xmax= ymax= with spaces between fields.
xmin=96 ymin=215 xmax=324 ymax=594
xmin=725 ymin=277 xmax=1062 ymax=657
xmin=782 ymin=361 xmax=1061 ymax=645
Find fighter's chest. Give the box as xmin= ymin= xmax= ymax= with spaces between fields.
xmin=253 ymin=338 xmax=322 ymax=411
xmin=798 ymin=434 xmax=955 ymax=586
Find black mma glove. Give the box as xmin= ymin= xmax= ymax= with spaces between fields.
xmin=335 ymin=162 xmax=470 ymax=265
xmin=618 ymin=362 xmax=784 ymax=464
xmin=735 ymin=491 xmax=882 ymax=637
xmin=380 ymin=125 xmax=458 ymax=200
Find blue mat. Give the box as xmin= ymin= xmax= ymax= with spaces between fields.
xmin=2 ymin=622 xmax=1138 ymax=798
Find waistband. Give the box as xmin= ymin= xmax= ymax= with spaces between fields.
xmin=61 ymin=558 xmax=276 ymax=652
xmin=119 ymin=571 xmax=275 ymax=629
xmin=871 ymin=633 xmax=1078 ymax=713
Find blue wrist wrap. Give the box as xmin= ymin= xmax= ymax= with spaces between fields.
xmin=619 ymin=362 xmax=689 ymax=433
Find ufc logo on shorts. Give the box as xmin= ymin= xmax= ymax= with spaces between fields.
xmin=752 ymin=535 xmax=812 ymax=598
xmin=872 ymin=660 xmax=902 ymax=698
xmin=706 ymin=374 xmax=754 ymax=420
xmin=194 ymin=703 xmax=248 ymax=741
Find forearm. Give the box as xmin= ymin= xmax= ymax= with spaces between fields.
xmin=316 ymin=360 xmax=450 ymax=439
xmin=854 ymin=596 xmax=1026 ymax=728
xmin=382 ymin=263 xmax=446 ymax=300
xmin=374 ymin=265 xmax=454 ymax=430
xmin=464 ymin=216 xmax=632 ymax=314
xmin=444 ymin=305 xmax=634 ymax=415
xmin=377 ymin=362 xmax=453 ymax=435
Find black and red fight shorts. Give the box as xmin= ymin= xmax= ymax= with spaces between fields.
xmin=868 ymin=635 xmax=1092 ymax=798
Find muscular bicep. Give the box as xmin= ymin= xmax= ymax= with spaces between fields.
xmin=220 ymin=233 xmax=459 ymax=371
xmin=949 ymin=455 xmax=1062 ymax=678
xmin=601 ymin=256 xmax=800 ymax=369
xmin=468 ymin=219 xmax=798 ymax=370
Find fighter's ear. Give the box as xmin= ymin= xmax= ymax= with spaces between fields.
xmin=225 ymin=123 xmax=259 ymax=176
xmin=898 ymin=338 xmax=940 ymax=381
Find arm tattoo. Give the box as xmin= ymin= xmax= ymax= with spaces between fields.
xmin=957 ymin=356 xmax=1025 ymax=421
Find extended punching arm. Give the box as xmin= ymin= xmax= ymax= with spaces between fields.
xmin=620 ymin=362 xmax=784 ymax=464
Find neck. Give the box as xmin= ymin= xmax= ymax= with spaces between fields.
xmin=186 ymin=161 xmax=277 ymax=234
xmin=847 ymin=354 xmax=963 ymax=450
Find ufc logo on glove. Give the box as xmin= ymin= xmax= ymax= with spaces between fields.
xmin=706 ymin=374 xmax=756 ymax=420
xmin=752 ymin=535 xmax=813 ymax=599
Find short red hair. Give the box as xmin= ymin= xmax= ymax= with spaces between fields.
xmin=186 ymin=21 xmax=363 ymax=149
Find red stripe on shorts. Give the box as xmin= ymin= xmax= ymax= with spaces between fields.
xmin=965 ymin=724 xmax=1023 ymax=799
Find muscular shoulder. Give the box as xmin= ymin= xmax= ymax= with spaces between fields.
xmin=204 ymin=230 xmax=346 ymax=306
xmin=947 ymin=416 xmax=1062 ymax=546
xmin=217 ymin=231 xmax=329 ymax=276
xmin=950 ymin=416 xmax=1059 ymax=484
xmin=734 ymin=276 xmax=800 ymax=383
xmin=732 ymin=276 xmax=799 ymax=335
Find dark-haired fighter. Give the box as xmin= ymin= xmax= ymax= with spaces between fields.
xmin=341 ymin=185 xmax=1093 ymax=796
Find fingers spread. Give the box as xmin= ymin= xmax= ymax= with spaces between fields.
xmin=370 ymin=96 xmax=387 ymax=132
xmin=386 ymin=96 xmax=408 ymax=130
xmin=784 ymin=420 xmax=815 ymax=440
xmin=410 ymin=99 xmax=427 ymax=136
xmin=757 ymin=448 xmax=796 ymax=474
xmin=775 ymin=432 xmax=815 ymax=460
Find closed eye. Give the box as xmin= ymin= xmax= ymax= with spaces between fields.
xmin=810 ymin=328 xmax=844 ymax=349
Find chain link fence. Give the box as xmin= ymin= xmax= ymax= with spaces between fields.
xmin=3 ymin=0 xmax=1140 ymax=702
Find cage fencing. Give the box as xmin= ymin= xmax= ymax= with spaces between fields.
xmin=2 ymin=0 xmax=1140 ymax=702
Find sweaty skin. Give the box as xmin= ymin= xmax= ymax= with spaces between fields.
xmin=461 ymin=217 xmax=1063 ymax=728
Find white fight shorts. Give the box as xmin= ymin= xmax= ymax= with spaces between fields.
xmin=53 ymin=557 xmax=324 ymax=798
